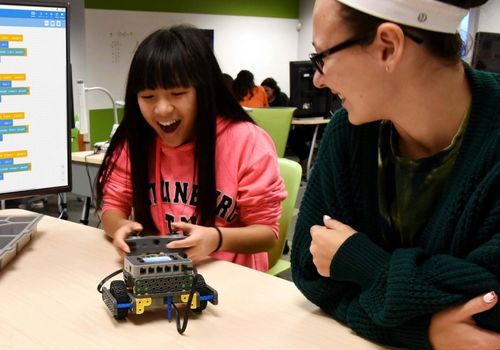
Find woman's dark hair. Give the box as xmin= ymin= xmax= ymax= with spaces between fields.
xmin=261 ymin=77 xmax=281 ymax=99
xmin=222 ymin=73 xmax=234 ymax=91
xmin=338 ymin=0 xmax=488 ymax=63
xmin=95 ymin=25 xmax=253 ymax=232
xmin=232 ymin=70 xmax=255 ymax=102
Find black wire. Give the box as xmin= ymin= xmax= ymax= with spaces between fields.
xmin=57 ymin=193 xmax=68 ymax=219
xmin=172 ymin=274 xmax=199 ymax=334
xmin=97 ymin=268 xmax=123 ymax=293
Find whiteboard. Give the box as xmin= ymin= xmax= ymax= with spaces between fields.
xmin=84 ymin=9 xmax=299 ymax=109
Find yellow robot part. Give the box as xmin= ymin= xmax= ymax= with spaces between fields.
xmin=135 ymin=297 xmax=152 ymax=314
xmin=180 ymin=293 xmax=198 ymax=309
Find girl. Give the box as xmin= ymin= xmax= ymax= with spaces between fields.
xmin=95 ymin=25 xmax=286 ymax=272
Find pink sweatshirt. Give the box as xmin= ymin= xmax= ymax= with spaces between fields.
xmin=102 ymin=117 xmax=287 ymax=271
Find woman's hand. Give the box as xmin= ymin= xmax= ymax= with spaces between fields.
xmin=112 ymin=220 xmax=143 ymax=259
xmin=310 ymin=215 xmax=356 ymax=277
xmin=429 ymin=291 xmax=500 ymax=350
xmin=166 ymin=222 xmax=220 ymax=264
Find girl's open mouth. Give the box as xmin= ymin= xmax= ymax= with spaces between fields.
xmin=158 ymin=120 xmax=180 ymax=133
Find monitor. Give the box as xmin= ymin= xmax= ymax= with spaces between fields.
xmin=471 ymin=32 xmax=500 ymax=73
xmin=0 ymin=0 xmax=72 ymax=201
xmin=289 ymin=60 xmax=339 ymax=118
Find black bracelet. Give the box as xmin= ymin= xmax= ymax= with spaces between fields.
xmin=214 ymin=226 xmax=223 ymax=252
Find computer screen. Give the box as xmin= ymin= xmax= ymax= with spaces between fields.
xmin=289 ymin=60 xmax=339 ymax=118
xmin=471 ymin=32 xmax=500 ymax=73
xmin=0 ymin=0 xmax=71 ymax=200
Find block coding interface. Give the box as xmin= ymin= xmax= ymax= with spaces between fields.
xmin=0 ymin=3 xmax=69 ymax=196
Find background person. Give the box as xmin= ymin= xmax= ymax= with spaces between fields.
xmin=291 ymin=0 xmax=500 ymax=349
xmin=233 ymin=69 xmax=269 ymax=108
xmin=95 ymin=25 xmax=286 ymax=272
xmin=261 ymin=77 xmax=290 ymax=107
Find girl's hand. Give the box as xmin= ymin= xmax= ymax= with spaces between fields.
xmin=112 ymin=221 xmax=143 ymax=259
xmin=310 ymin=215 xmax=356 ymax=277
xmin=429 ymin=291 xmax=500 ymax=350
xmin=167 ymin=222 xmax=220 ymax=264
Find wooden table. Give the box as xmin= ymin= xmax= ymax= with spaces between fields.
xmin=0 ymin=209 xmax=397 ymax=350
xmin=291 ymin=117 xmax=330 ymax=179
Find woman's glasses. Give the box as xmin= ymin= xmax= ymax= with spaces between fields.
xmin=309 ymin=30 xmax=423 ymax=74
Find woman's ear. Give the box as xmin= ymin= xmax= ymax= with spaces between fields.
xmin=374 ymin=22 xmax=406 ymax=73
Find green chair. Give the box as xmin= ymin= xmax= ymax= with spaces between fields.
xmin=71 ymin=128 xmax=81 ymax=152
xmin=248 ymin=107 xmax=295 ymax=157
xmin=88 ymin=108 xmax=124 ymax=146
xmin=267 ymin=157 xmax=302 ymax=276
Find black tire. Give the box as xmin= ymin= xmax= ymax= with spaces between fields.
xmin=195 ymin=274 xmax=207 ymax=289
xmin=110 ymin=280 xmax=129 ymax=320
xmin=193 ymin=300 xmax=207 ymax=313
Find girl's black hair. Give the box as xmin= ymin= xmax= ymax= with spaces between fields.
xmin=338 ymin=0 xmax=488 ymax=64
xmin=232 ymin=70 xmax=256 ymax=102
xmin=95 ymin=25 xmax=253 ymax=232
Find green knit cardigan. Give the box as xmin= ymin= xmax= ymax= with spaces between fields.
xmin=291 ymin=66 xmax=500 ymax=350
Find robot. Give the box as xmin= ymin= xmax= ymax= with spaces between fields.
xmin=99 ymin=234 xmax=218 ymax=333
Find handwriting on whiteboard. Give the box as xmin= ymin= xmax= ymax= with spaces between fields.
xmin=108 ymin=31 xmax=139 ymax=64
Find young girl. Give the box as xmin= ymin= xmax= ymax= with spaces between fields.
xmin=95 ymin=25 xmax=286 ymax=272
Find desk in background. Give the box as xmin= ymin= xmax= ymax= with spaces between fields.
xmin=71 ymin=151 xmax=104 ymax=224
xmin=0 ymin=209 xmax=397 ymax=350
xmin=291 ymin=116 xmax=330 ymax=179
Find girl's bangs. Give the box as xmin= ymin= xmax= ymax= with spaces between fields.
xmin=133 ymin=44 xmax=195 ymax=91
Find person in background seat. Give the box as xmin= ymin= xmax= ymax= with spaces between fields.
xmin=261 ymin=77 xmax=289 ymax=107
xmin=233 ymin=70 xmax=269 ymax=108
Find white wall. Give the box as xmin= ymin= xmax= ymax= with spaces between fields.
xmin=298 ymin=0 xmax=314 ymax=60
xmin=477 ymin=1 xmax=500 ymax=32
xmin=84 ymin=9 xmax=299 ymax=109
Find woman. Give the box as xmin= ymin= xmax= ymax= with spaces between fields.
xmin=232 ymin=70 xmax=269 ymax=108
xmin=291 ymin=0 xmax=500 ymax=349
xmin=95 ymin=25 xmax=286 ymax=272
xmin=261 ymin=77 xmax=289 ymax=107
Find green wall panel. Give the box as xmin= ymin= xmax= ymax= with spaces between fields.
xmin=84 ymin=0 xmax=299 ymax=19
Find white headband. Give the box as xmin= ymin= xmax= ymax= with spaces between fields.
xmin=337 ymin=0 xmax=469 ymax=34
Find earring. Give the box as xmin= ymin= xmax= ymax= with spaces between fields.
xmin=385 ymin=65 xmax=390 ymax=72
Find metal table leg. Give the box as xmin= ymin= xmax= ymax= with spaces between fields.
xmin=306 ymin=125 xmax=320 ymax=180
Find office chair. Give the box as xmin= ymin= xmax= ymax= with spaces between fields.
xmin=248 ymin=107 xmax=295 ymax=157
xmin=267 ymin=157 xmax=302 ymax=276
